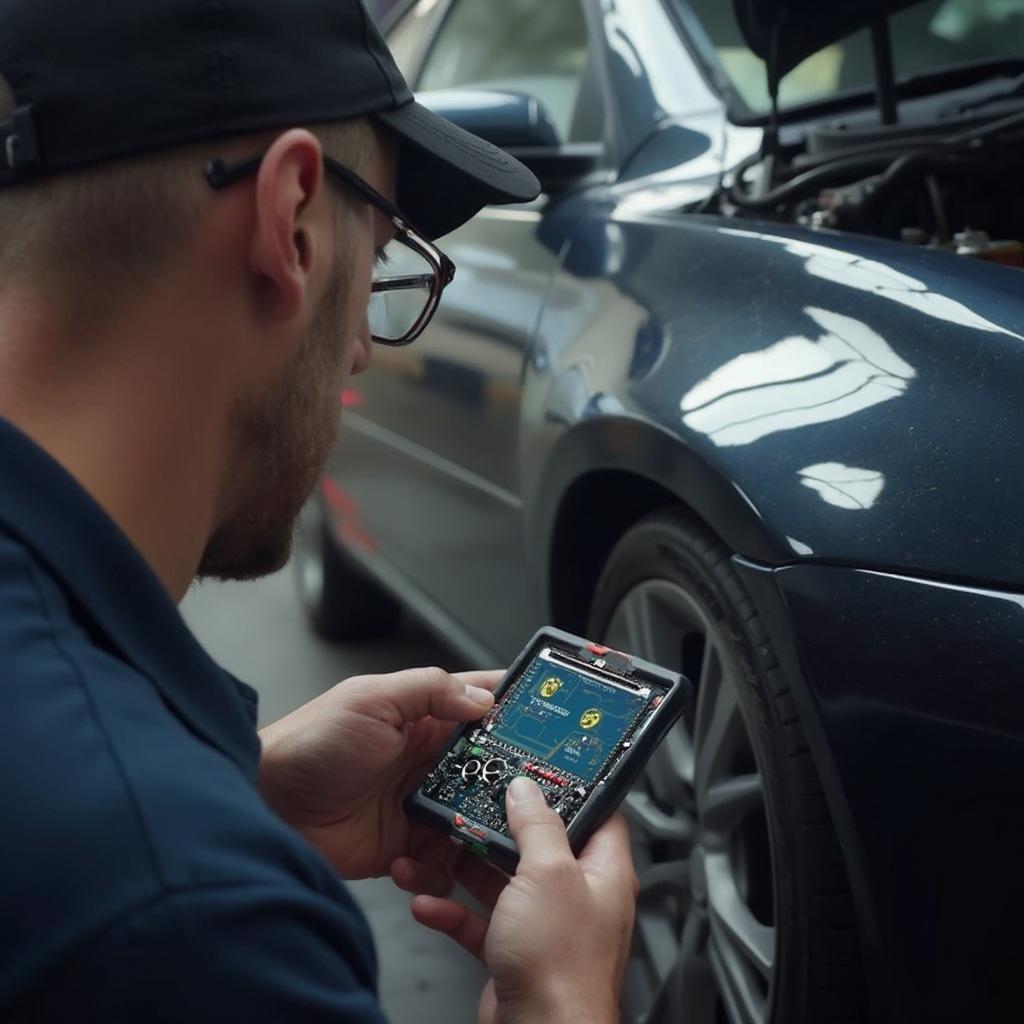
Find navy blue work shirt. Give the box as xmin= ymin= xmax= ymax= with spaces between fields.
xmin=0 ymin=418 xmax=387 ymax=1022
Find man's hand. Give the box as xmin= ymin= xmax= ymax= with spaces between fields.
xmin=408 ymin=778 xmax=638 ymax=1024
xmin=258 ymin=666 xmax=500 ymax=881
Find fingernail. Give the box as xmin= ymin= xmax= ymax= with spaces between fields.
xmin=507 ymin=776 xmax=542 ymax=806
xmin=465 ymin=684 xmax=494 ymax=708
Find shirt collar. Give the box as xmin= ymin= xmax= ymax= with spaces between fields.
xmin=0 ymin=417 xmax=261 ymax=778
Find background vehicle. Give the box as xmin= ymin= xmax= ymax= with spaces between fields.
xmin=296 ymin=2 xmax=1024 ymax=1021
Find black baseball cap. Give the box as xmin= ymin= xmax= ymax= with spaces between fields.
xmin=0 ymin=0 xmax=540 ymax=239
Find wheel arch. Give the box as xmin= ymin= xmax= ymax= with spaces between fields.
xmin=527 ymin=416 xmax=792 ymax=629
xmin=546 ymin=468 xmax=677 ymax=633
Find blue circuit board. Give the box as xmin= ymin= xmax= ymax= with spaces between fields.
xmin=491 ymin=655 xmax=648 ymax=783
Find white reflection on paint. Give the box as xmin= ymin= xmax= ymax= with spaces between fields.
xmin=798 ymin=463 xmax=886 ymax=510
xmin=604 ymin=222 xmax=626 ymax=276
xmin=719 ymin=227 xmax=1023 ymax=338
xmin=601 ymin=2 xmax=644 ymax=78
xmin=681 ymin=307 xmax=915 ymax=446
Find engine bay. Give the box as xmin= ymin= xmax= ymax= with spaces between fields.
xmin=722 ymin=104 xmax=1024 ymax=267
xmin=713 ymin=5 xmax=1024 ymax=268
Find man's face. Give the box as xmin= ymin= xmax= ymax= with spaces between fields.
xmin=198 ymin=129 xmax=397 ymax=582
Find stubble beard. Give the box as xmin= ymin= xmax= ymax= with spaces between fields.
xmin=196 ymin=266 xmax=349 ymax=584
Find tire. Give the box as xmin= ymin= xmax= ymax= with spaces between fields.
xmin=586 ymin=508 xmax=865 ymax=1024
xmin=292 ymin=498 xmax=401 ymax=642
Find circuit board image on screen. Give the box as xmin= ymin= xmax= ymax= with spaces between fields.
xmin=491 ymin=656 xmax=648 ymax=783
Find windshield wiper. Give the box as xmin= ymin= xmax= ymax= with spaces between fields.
xmin=955 ymin=70 xmax=1024 ymax=114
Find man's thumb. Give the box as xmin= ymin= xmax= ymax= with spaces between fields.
xmin=505 ymin=776 xmax=573 ymax=865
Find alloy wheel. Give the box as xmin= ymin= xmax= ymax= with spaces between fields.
xmin=603 ymin=580 xmax=777 ymax=1024
xmin=293 ymin=502 xmax=325 ymax=613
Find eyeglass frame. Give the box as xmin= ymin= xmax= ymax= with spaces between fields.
xmin=204 ymin=152 xmax=456 ymax=346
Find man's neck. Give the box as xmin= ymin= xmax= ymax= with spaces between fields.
xmin=0 ymin=296 xmax=226 ymax=603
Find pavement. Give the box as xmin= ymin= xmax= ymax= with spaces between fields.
xmin=181 ymin=564 xmax=488 ymax=1024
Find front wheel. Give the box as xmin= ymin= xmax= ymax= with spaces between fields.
xmin=586 ymin=509 xmax=865 ymax=1024
xmin=293 ymin=497 xmax=401 ymax=642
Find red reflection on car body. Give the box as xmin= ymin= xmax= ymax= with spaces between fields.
xmin=321 ymin=477 xmax=377 ymax=553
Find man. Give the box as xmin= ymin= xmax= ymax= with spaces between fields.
xmin=0 ymin=1 xmax=638 ymax=1022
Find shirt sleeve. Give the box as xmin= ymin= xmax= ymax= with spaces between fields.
xmin=17 ymin=882 xmax=390 ymax=1023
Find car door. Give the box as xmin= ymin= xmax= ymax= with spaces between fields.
xmin=334 ymin=0 xmax=604 ymax=661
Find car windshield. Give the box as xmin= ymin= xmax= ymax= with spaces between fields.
xmin=680 ymin=0 xmax=1024 ymax=113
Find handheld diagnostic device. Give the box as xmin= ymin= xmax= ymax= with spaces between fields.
xmin=405 ymin=627 xmax=690 ymax=873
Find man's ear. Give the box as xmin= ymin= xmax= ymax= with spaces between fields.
xmin=248 ymin=129 xmax=328 ymax=323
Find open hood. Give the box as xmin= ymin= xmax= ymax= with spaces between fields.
xmin=734 ymin=0 xmax=926 ymax=80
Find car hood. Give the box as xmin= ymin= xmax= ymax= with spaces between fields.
xmin=734 ymin=0 xmax=925 ymax=78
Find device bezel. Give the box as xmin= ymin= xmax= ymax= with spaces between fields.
xmin=404 ymin=626 xmax=691 ymax=874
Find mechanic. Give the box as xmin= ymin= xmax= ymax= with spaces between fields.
xmin=0 ymin=1 xmax=638 ymax=1021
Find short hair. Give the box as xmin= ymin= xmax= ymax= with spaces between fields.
xmin=0 ymin=76 xmax=375 ymax=321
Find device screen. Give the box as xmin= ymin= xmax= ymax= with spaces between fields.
xmin=418 ymin=644 xmax=668 ymax=839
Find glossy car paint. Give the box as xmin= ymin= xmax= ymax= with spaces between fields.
xmin=529 ymin=201 xmax=1024 ymax=591
xmin=327 ymin=2 xmax=1024 ymax=1019
xmin=747 ymin=560 xmax=1024 ymax=1023
xmin=330 ymin=194 xmax=562 ymax=662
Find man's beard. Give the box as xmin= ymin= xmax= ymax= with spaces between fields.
xmin=196 ymin=268 xmax=348 ymax=583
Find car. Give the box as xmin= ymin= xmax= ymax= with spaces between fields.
xmin=294 ymin=2 xmax=1024 ymax=1021
xmin=363 ymin=0 xmax=402 ymax=21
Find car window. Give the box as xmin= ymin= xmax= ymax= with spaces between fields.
xmin=416 ymin=0 xmax=596 ymax=143
xmin=385 ymin=0 xmax=449 ymax=80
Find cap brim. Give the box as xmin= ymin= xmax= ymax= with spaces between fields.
xmin=374 ymin=101 xmax=540 ymax=240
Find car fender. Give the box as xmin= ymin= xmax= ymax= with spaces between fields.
xmin=522 ymin=413 xmax=787 ymax=611
xmin=526 ymin=209 xmax=1024 ymax=592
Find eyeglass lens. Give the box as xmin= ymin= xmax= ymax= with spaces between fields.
xmin=368 ymin=236 xmax=436 ymax=343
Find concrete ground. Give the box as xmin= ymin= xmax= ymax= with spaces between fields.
xmin=181 ymin=565 xmax=487 ymax=1024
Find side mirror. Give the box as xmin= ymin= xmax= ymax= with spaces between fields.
xmin=416 ymin=88 xmax=601 ymax=195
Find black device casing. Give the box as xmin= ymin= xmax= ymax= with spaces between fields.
xmin=404 ymin=626 xmax=691 ymax=874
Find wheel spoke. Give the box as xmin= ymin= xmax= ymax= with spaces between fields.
xmin=643 ymin=910 xmax=718 ymax=1024
xmin=702 ymin=773 xmax=763 ymax=835
xmin=694 ymin=649 xmax=744 ymax=802
xmin=693 ymin=645 xmax=724 ymax=749
xmin=637 ymin=859 xmax=690 ymax=906
xmin=621 ymin=588 xmax=655 ymax=659
xmin=623 ymin=791 xmax=695 ymax=845
xmin=706 ymin=853 xmax=775 ymax=978
xmin=708 ymin=935 xmax=769 ymax=1024
xmin=698 ymin=639 xmax=722 ymax=690
xmin=665 ymin=724 xmax=696 ymax=786
xmin=643 ymin=727 xmax=695 ymax=810
xmin=632 ymin=898 xmax=680 ymax=982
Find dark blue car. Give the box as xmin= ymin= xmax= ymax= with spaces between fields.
xmin=296 ymin=2 xmax=1024 ymax=1021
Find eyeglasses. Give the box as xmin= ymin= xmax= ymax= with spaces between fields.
xmin=205 ymin=153 xmax=456 ymax=346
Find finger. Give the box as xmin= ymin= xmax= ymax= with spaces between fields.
xmin=478 ymin=980 xmax=498 ymax=1024
xmin=390 ymin=856 xmax=455 ymax=898
xmin=454 ymin=853 xmax=509 ymax=910
xmin=578 ymin=813 xmax=638 ymax=898
xmin=371 ymin=666 xmax=496 ymax=726
xmin=505 ymin=776 xmax=573 ymax=867
xmin=452 ymin=670 xmax=504 ymax=692
xmin=407 ymin=823 xmax=462 ymax=863
xmin=411 ymin=895 xmax=489 ymax=961
xmin=399 ymin=725 xmax=476 ymax=797
xmin=401 ymin=718 xmax=458 ymax=770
